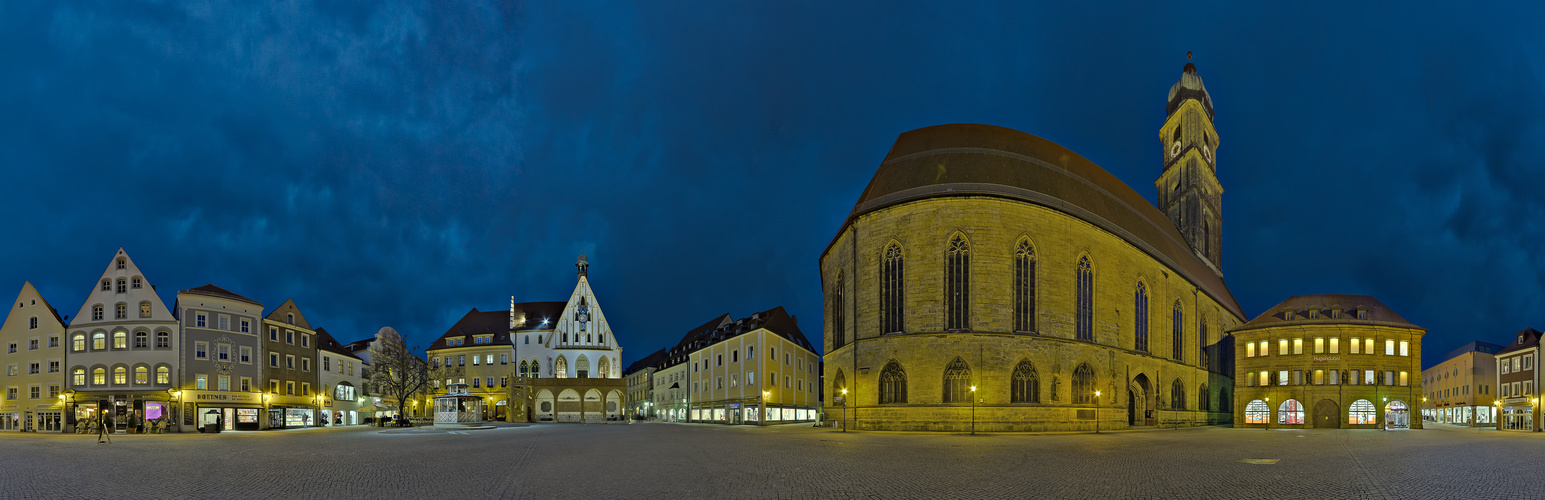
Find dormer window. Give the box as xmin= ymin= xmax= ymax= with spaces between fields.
xmin=1521 ymin=334 xmax=1527 ymax=345
xmin=1331 ymin=309 xmax=1342 ymax=319
xmin=1308 ymin=310 xmax=1319 ymax=319
xmin=1356 ymin=309 xmax=1368 ymax=320
xmin=1284 ymin=311 xmax=1295 ymax=320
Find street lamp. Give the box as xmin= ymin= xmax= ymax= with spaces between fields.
xmin=263 ymin=393 xmax=273 ymax=429
xmin=970 ymin=385 xmax=977 ymax=435
xmin=1264 ymin=397 xmax=1271 ymax=430
xmin=1382 ymin=396 xmax=1388 ymax=431
xmin=840 ymin=388 xmax=848 ymax=433
xmin=761 ymin=390 xmax=770 ymax=426
xmin=1094 ymin=390 xmax=1101 ymax=434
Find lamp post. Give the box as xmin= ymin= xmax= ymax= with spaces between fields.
xmin=1094 ymin=390 xmax=1101 ymax=434
xmin=262 ymin=393 xmax=272 ymax=429
xmin=970 ymin=385 xmax=977 ymax=435
xmin=840 ymin=388 xmax=847 ymax=433
xmin=761 ymin=391 xmax=770 ymax=426
xmin=1264 ymin=396 xmax=1271 ymax=430
xmin=1382 ymin=397 xmax=1388 ymax=431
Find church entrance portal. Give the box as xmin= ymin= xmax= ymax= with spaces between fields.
xmin=1129 ymin=374 xmax=1153 ymax=426
xmin=1314 ymin=400 xmax=1340 ymax=428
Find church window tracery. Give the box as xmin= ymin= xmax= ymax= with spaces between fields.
xmin=881 ymin=242 xmax=905 ymax=334
xmin=1014 ymin=239 xmax=1036 ymax=333
xmin=945 ymin=233 xmax=970 ymax=331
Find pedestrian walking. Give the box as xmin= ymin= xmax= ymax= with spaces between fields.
xmin=97 ymin=415 xmax=112 ymax=444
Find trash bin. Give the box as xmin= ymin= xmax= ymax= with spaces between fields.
xmin=204 ymin=423 xmax=221 ymax=433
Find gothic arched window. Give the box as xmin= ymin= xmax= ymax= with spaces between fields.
xmin=1010 ymin=360 xmax=1039 ymax=403
xmin=1075 ymin=257 xmax=1093 ymax=341
xmin=519 ymin=360 xmax=529 ymax=377
xmin=1171 ymin=379 xmax=1186 ymax=410
xmin=1172 ymin=302 xmax=1185 ymax=361
xmin=942 ymin=357 xmax=971 ymax=403
xmin=945 ymin=233 xmax=970 ymax=331
xmin=831 ymin=270 xmax=846 ymax=348
xmin=879 ymin=361 xmax=907 ymax=404
xmin=1199 ymin=314 xmax=1210 ymax=371
xmin=1014 ymin=239 xmax=1036 ymax=332
xmin=881 ymin=243 xmax=905 ymax=334
xmin=1198 ymin=383 xmax=1210 ymax=411
xmin=1072 ymin=363 xmax=1095 ymax=404
xmin=1134 ymin=282 xmax=1149 ymax=352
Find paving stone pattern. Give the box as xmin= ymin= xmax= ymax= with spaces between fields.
xmin=0 ymin=422 xmax=1535 ymax=499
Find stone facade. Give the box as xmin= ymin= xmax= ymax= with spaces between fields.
xmin=1231 ymin=295 xmax=1424 ymax=429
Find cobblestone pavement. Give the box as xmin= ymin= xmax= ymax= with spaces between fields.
xmin=0 ymin=422 xmax=1537 ymax=499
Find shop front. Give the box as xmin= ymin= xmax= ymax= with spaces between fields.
xmin=1500 ymin=397 xmax=1535 ymax=431
xmin=67 ymin=392 xmax=178 ymax=434
xmin=181 ymin=390 xmax=264 ymax=432
xmin=268 ymin=406 xmax=317 ymax=429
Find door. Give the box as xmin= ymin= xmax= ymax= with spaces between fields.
xmin=1314 ymin=400 xmax=1340 ymax=428
xmin=1127 ymin=392 xmax=1136 ymax=425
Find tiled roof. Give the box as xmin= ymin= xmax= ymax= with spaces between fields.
xmin=1497 ymin=328 xmax=1542 ymax=356
xmin=182 ymin=284 xmax=261 ymax=305
xmin=510 ymin=301 xmax=567 ymax=331
xmin=659 ymin=306 xmax=814 ymax=369
xmin=1234 ymin=294 xmax=1421 ymax=332
xmin=315 ymin=327 xmax=360 ymax=359
xmin=427 ymin=308 xmax=511 ymax=351
xmin=833 ymin=123 xmax=1243 ymax=320
xmin=624 ymin=348 xmax=668 ymax=375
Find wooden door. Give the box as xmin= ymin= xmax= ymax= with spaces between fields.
xmin=1314 ymin=399 xmax=1340 ymax=428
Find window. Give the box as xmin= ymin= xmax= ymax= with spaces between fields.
xmin=195 ymin=342 xmax=208 ymax=359
xmin=1399 ymin=341 xmax=1409 ymax=357
xmin=1279 ymin=339 xmax=1288 ymax=356
xmin=1199 ymin=315 xmax=1209 ymax=369
xmin=879 ymin=361 xmax=907 ymax=404
xmin=1364 ymin=338 xmax=1373 ymax=354
xmin=880 ymin=242 xmax=905 ymax=334
xmin=1171 ymin=302 xmax=1184 ymax=361
xmin=1350 ymin=337 xmax=1360 ymax=354
xmin=1072 ymin=363 xmax=1095 ymax=404
xmin=134 ymin=365 xmax=148 ymax=384
xmin=92 ymin=305 xmax=103 ymax=321
xmin=1170 ymin=379 xmax=1186 ymax=410
xmin=285 ymin=381 xmax=294 ymax=395
xmin=27 ymin=362 xmax=38 ymax=374
xmin=287 ymin=313 xmax=294 ymax=324
xmin=49 ymin=335 xmax=58 ymax=348
xmin=156 ymin=366 xmax=169 ymax=384
xmin=240 ymin=347 xmax=251 ymax=363
xmin=1075 ymin=257 xmax=1093 ymax=341
xmin=942 ymin=357 xmax=972 ymax=403
xmin=1314 ymin=369 xmax=1324 ymax=385
xmin=113 ymin=366 xmax=126 ymax=384
xmin=100 ymin=279 xmax=110 ymax=291
xmin=270 ymin=380 xmax=279 ymax=394
xmin=1133 ymin=283 xmax=1149 ymax=352
xmin=116 ymin=278 xmax=126 ymax=293
xmin=131 ymin=276 xmax=142 ymax=289
xmin=1330 ymin=338 xmax=1339 ymax=354
xmin=240 ymin=377 xmax=251 ymax=392
xmin=302 ymin=334 xmax=309 ymax=348
xmin=1364 ymin=370 xmax=1376 ymax=385
xmin=218 ymin=344 xmax=230 ymax=361
xmin=472 ymin=356 xmax=480 ymax=366
xmin=1400 ymin=371 xmax=1409 ymax=387
xmin=1008 ymin=239 xmax=1037 ymax=333
xmin=285 ymin=355 xmax=295 ymax=369
xmin=270 ymin=327 xmax=278 ymax=341
xmin=1244 ymin=400 xmax=1272 ymax=424
xmin=1385 ymin=340 xmax=1395 ymax=356
xmin=1246 ymin=342 xmax=1255 ymax=357
xmin=458 ymin=356 xmax=465 ymax=366
xmin=116 ymin=257 xmax=125 ymax=270
xmin=133 ymin=331 xmax=147 ymax=348
xmin=1278 ymin=370 xmax=1289 ymax=386
xmin=501 ymin=354 xmax=508 ymax=364
xmin=301 ymin=358 xmax=310 ymax=372
xmin=1259 ymin=371 xmax=1269 ymax=387
xmin=29 ymin=317 xmax=37 ymax=329
xmin=286 ymin=330 xmax=294 ymax=344
xmin=92 ymin=367 xmax=105 ymax=385
xmin=48 ymin=361 xmax=58 ymax=373
xmin=1357 ymin=309 xmax=1367 ymax=320
xmin=1294 ymin=338 xmax=1303 ymax=354
xmin=1278 ymin=399 xmax=1304 ymax=424
xmin=1349 ymin=399 xmax=1377 ymax=424
xmin=114 ymin=303 xmax=126 ymax=319
xmin=831 ymin=270 xmax=847 ymax=347
xmin=1259 ymin=341 xmax=1268 ymax=356
xmin=196 ymin=314 xmax=208 ymax=328
xmin=73 ymin=368 xmax=86 ymax=386
xmin=92 ymin=333 xmax=105 ymax=350
xmin=112 ymin=331 xmax=126 ymax=349
xmin=1245 ymin=371 xmax=1254 ymax=386
xmin=945 ymin=233 xmax=970 ymax=331
xmin=716 ymin=354 xmax=722 ymax=366
xmin=1198 ymin=384 xmax=1210 ymax=411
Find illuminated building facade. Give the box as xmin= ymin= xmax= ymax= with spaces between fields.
xmin=315 ymin=328 xmax=366 ymax=426
xmin=821 ymin=59 xmax=1242 ymax=432
xmin=0 ymin=282 xmax=69 ymax=432
xmin=1420 ymin=341 xmax=1501 ymax=427
xmin=174 ymin=284 xmax=265 ymax=432
xmin=1494 ymin=328 xmax=1541 ymax=431
xmin=684 ymin=307 xmax=819 ymax=424
xmin=261 ymin=299 xmax=322 ymax=428
xmin=1232 ymin=295 xmax=1424 ymax=429
xmin=65 ymin=248 xmax=181 ymax=434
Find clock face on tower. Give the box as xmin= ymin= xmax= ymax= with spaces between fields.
xmin=576 ymin=305 xmax=589 ymax=332
xmin=1171 ymin=141 xmax=1182 ymax=159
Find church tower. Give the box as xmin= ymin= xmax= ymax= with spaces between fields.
xmin=1156 ymin=52 xmax=1223 ymax=274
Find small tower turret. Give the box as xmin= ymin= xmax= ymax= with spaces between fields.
xmin=1156 ymin=52 xmax=1224 ymax=274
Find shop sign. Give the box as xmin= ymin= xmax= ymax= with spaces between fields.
xmin=1312 ymin=356 xmax=1340 ymax=363
xmin=1 ymin=405 xmax=16 ymax=410
xmin=191 ymin=392 xmax=260 ymax=404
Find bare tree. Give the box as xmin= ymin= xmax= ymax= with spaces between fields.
xmin=368 ymin=327 xmax=432 ymax=420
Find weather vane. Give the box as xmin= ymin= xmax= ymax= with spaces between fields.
xmin=1187 ymin=51 xmax=1192 ymax=60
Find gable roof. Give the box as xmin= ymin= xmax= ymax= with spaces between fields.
xmin=1233 ymin=294 xmax=1421 ymax=333
xmin=8 ymin=281 xmax=67 ymax=329
xmin=1497 ymin=328 xmax=1542 ymax=356
xmin=509 ymin=301 xmax=568 ymax=331
xmin=264 ymin=298 xmax=314 ymax=330
xmin=181 ymin=284 xmax=262 ymax=306
xmin=70 ymin=247 xmax=175 ymax=326
xmin=624 ymin=347 xmax=669 ymax=375
xmin=427 ymin=307 xmax=512 ymax=350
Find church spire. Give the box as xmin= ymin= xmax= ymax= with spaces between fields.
xmin=576 ymin=254 xmax=589 ymax=278
xmin=1157 ymin=53 xmax=1224 ymax=274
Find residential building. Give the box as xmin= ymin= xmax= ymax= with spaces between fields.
xmin=1232 ymin=295 xmax=1425 ymax=429
xmin=652 ymin=314 xmax=732 ymax=423
xmin=687 ymin=307 xmax=818 ymax=425
xmin=0 ymin=282 xmax=69 ymax=432
xmin=1420 ymin=341 xmax=1502 ymax=427
xmin=173 ymin=284 xmax=265 ymax=432
xmin=315 ymin=328 xmax=365 ymax=425
xmin=623 ymin=348 xmax=666 ymax=419
xmin=426 ymin=307 xmax=524 ymax=421
xmin=820 ymin=59 xmax=1242 ymax=432
xmin=262 ymin=299 xmax=321 ymax=428
xmin=1495 ymin=328 xmax=1541 ymax=431
xmin=65 ymin=248 xmax=180 ymax=434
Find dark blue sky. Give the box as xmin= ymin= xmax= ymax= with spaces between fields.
xmin=2 ymin=2 xmax=1541 ymax=369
